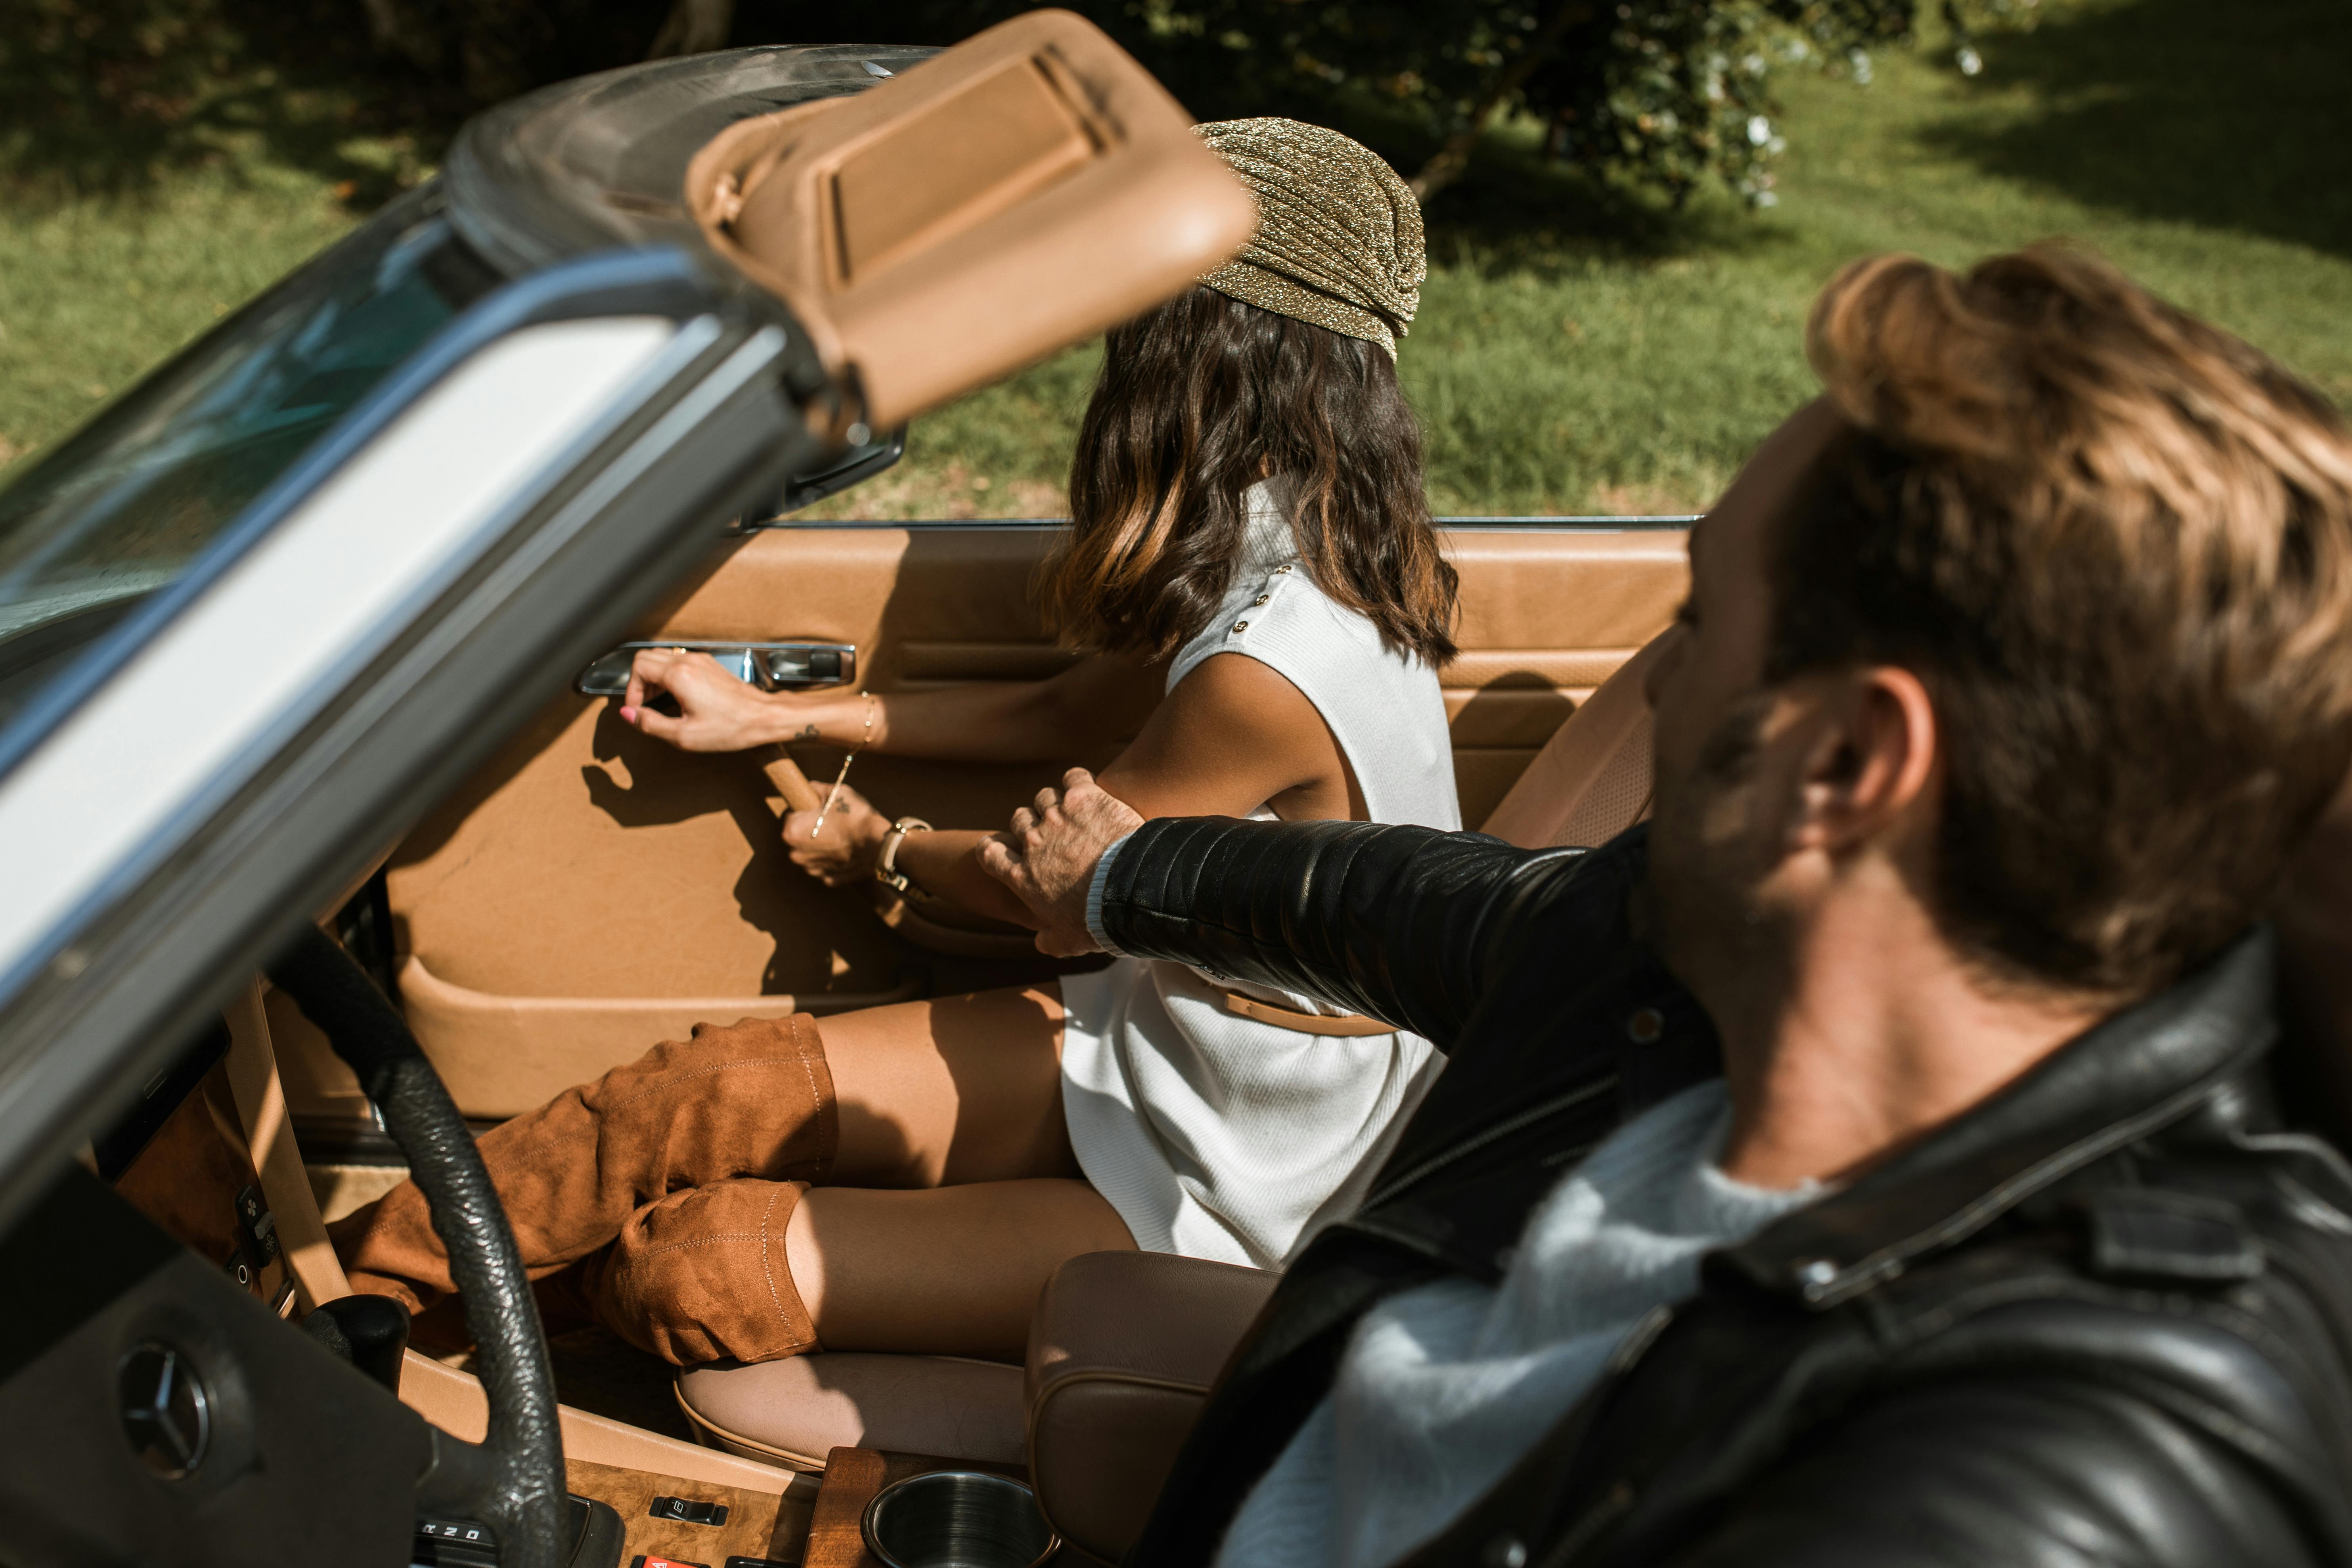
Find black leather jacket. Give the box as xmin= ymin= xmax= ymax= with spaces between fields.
xmin=1104 ymin=821 xmax=2352 ymax=1568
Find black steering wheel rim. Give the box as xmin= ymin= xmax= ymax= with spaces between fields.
xmin=268 ymin=926 xmax=567 ymax=1567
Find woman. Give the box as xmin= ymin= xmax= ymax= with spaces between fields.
xmin=333 ymin=119 xmax=1462 ymax=1365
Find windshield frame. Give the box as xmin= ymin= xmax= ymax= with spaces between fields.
xmin=0 ymin=188 xmax=519 ymax=784
xmin=0 ymin=243 xmax=817 ymax=1237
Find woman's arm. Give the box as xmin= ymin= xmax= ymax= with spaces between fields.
xmin=625 ymin=645 xmax=1355 ymax=923
xmin=897 ymin=653 xmax=1366 ymax=923
xmin=618 ymin=647 xmax=1160 ymax=762
xmin=787 ymin=651 xmax=1367 ymax=922
xmin=767 ymin=792 xmax=1034 ymax=925
xmin=886 ymin=829 xmax=1035 ymax=926
xmin=1094 ymin=652 xmax=1365 ymax=821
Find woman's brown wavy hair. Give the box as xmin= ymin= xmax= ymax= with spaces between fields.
xmin=1041 ymin=286 xmax=1457 ymax=666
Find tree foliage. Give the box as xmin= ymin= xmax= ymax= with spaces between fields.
xmin=4 ymin=0 xmax=1955 ymax=208
xmin=871 ymin=0 xmax=1925 ymax=205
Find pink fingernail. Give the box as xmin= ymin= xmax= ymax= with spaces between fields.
xmin=619 ymin=706 xmax=637 ymax=722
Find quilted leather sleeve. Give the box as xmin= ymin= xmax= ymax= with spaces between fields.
xmin=1095 ymin=817 xmax=1572 ymax=1051
xmin=1658 ymin=1375 xmax=2323 ymax=1568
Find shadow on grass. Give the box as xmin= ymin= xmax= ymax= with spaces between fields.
xmin=1424 ymin=147 xmax=1790 ymax=279
xmin=1296 ymin=94 xmax=1788 ymax=283
xmin=0 ymin=54 xmax=463 ymax=213
xmin=0 ymin=0 xmax=645 ymax=211
xmin=1921 ymin=0 xmax=2352 ymax=260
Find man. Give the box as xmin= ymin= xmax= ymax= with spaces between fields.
xmin=983 ymin=245 xmax=2352 ymax=1567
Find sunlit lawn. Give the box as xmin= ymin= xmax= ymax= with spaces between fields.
xmin=4 ymin=0 xmax=2346 ymax=517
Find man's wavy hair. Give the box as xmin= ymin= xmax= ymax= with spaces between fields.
xmin=1041 ymin=286 xmax=1457 ymax=666
xmin=1779 ymin=245 xmax=2352 ymax=997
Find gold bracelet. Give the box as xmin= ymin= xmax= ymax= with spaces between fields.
xmin=874 ymin=816 xmax=932 ymax=894
xmin=809 ymin=692 xmax=876 ymax=839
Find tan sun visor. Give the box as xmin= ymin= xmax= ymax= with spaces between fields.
xmin=686 ymin=10 xmax=1257 ymax=431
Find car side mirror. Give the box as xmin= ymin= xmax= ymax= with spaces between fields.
xmin=684 ymin=8 xmax=1255 ymax=433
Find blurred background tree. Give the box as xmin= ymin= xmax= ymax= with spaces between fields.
xmin=2 ymin=0 xmax=1944 ymax=206
xmin=400 ymin=0 xmax=1942 ymax=206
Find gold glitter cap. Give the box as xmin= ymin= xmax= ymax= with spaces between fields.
xmin=1192 ymin=117 xmax=1426 ymax=360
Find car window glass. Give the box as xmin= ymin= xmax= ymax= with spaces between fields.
xmin=0 ymin=193 xmax=499 ymax=735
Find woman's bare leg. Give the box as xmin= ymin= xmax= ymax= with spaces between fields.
xmin=817 ymin=983 xmax=1077 ymax=1187
xmin=786 ymin=1179 xmax=1135 ymax=1359
xmin=580 ymin=979 xmax=1134 ymax=1363
xmin=787 ymin=982 xmax=1137 ymax=1359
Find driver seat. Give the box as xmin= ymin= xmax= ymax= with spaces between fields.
xmin=670 ymin=636 xmax=1671 ymax=1471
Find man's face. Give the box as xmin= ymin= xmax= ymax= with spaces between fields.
xmin=1641 ymin=400 xmax=1846 ymax=997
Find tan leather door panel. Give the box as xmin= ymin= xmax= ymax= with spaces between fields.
xmin=366 ymin=527 xmax=1113 ymax=1120
xmin=321 ymin=524 xmax=1684 ymax=1124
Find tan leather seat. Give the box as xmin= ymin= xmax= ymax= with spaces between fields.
xmin=674 ymin=1352 xmax=1028 ymax=1470
xmin=667 ymin=636 xmax=1671 ymax=1478
xmin=1026 ymin=1252 xmax=1280 ymax=1561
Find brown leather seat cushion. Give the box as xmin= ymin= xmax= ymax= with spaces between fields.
xmin=1026 ymin=1251 xmax=1280 ymax=1563
xmin=674 ymin=1351 xmax=1026 ymax=1470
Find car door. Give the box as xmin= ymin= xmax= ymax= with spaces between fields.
xmin=274 ymin=514 xmax=1688 ymax=1128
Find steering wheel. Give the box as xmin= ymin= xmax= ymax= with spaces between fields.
xmin=269 ymin=927 xmax=568 ymax=1568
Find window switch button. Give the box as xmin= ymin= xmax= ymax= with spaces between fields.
xmin=649 ymin=1496 xmax=729 ymax=1526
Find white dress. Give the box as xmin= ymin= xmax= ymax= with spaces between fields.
xmin=1059 ymin=482 xmax=1462 ymax=1269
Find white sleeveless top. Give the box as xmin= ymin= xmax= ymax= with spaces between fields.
xmin=1059 ymin=482 xmax=1460 ymax=1269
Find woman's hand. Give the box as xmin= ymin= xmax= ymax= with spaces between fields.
xmin=782 ymin=783 xmax=893 ymax=887
xmin=620 ymin=648 xmax=793 ymax=753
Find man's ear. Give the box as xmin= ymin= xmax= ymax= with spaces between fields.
xmin=1786 ymin=666 xmax=1938 ymax=853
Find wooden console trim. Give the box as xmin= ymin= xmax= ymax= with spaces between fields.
xmin=566 ymin=1455 xmax=815 ymax=1565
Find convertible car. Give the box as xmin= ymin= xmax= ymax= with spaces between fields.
xmin=0 ymin=14 xmax=1692 ymax=1566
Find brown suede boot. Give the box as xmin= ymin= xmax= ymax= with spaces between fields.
xmin=330 ymin=1014 xmax=835 ymax=1323
xmin=575 ymin=1178 xmax=821 ymax=1365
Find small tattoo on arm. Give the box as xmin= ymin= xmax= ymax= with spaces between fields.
xmin=797 ymin=724 xmax=821 ymax=740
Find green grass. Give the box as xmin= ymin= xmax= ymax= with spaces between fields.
xmin=0 ymin=164 xmax=354 ymax=469
xmin=6 ymin=0 xmax=2349 ymax=515
xmin=814 ymin=0 xmax=2352 ymax=518
xmin=0 ymin=49 xmax=434 ymax=471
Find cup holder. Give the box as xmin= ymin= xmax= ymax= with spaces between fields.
xmin=861 ymin=1470 xmax=1059 ymax=1568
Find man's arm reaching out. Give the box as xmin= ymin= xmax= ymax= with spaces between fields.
xmin=982 ymin=770 xmax=1565 ymax=1051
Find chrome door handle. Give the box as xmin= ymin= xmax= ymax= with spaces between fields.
xmin=573 ymin=640 xmax=857 ymax=697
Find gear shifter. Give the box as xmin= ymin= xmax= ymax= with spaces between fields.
xmin=302 ymin=1293 xmax=412 ymax=1395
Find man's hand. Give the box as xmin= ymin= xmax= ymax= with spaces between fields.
xmin=620 ymin=648 xmax=777 ymax=752
xmin=981 ymin=769 xmax=1144 ymax=957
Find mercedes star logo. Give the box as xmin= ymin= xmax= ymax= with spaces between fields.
xmin=119 ymin=1341 xmax=211 ymax=1479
